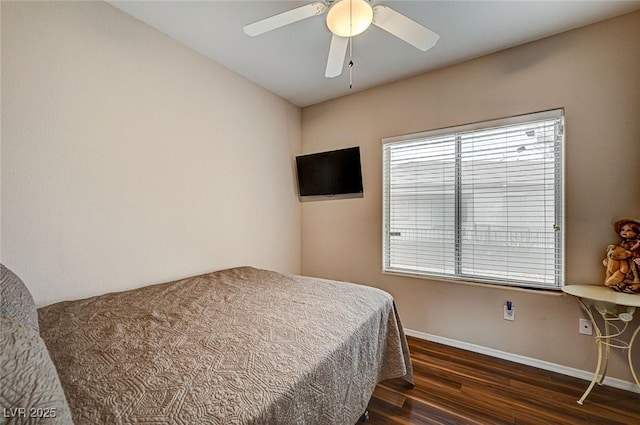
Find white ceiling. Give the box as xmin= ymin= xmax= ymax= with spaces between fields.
xmin=109 ymin=1 xmax=640 ymax=107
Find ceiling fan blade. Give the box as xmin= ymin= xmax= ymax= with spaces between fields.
xmin=372 ymin=4 xmax=439 ymax=51
xmin=325 ymin=35 xmax=349 ymax=78
xmin=243 ymin=2 xmax=328 ymax=36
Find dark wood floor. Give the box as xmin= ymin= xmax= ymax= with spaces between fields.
xmin=367 ymin=336 xmax=640 ymax=425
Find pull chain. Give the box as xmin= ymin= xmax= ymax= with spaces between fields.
xmin=349 ymin=37 xmax=353 ymax=90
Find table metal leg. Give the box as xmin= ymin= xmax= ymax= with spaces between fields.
xmin=563 ymin=286 xmax=640 ymax=405
xmin=575 ymin=298 xmax=640 ymax=404
xmin=578 ymin=334 xmax=604 ymax=405
xmin=628 ymin=323 xmax=640 ymax=387
xmin=577 ymin=298 xmax=605 ymax=405
xmin=598 ymin=318 xmax=611 ymax=386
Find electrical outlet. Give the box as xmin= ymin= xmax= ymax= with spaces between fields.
xmin=579 ymin=318 xmax=593 ymax=335
xmin=503 ymin=301 xmax=515 ymax=321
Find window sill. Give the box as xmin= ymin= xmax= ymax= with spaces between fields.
xmin=381 ymin=270 xmax=564 ymax=296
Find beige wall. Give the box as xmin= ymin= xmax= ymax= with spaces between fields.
xmin=301 ymin=11 xmax=640 ymax=381
xmin=1 ymin=1 xmax=301 ymax=306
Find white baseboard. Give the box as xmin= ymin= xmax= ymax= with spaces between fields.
xmin=404 ymin=328 xmax=640 ymax=394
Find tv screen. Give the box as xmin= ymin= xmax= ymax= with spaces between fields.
xmin=295 ymin=146 xmax=363 ymax=200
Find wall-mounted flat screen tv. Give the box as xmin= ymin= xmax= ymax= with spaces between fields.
xmin=295 ymin=146 xmax=363 ymax=201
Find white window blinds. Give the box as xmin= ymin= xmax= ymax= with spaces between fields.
xmin=382 ymin=110 xmax=564 ymax=289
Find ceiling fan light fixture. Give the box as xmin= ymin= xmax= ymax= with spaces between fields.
xmin=326 ymin=0 xmax=373 ymax=37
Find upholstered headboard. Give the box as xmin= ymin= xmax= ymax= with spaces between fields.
xmin=1 ymin=265 xmax=40 ymax=331
xmin=0 ymin=264 xmax=74 ymax=424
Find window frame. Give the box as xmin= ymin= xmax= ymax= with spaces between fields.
xmin=382 ymin=109 xmax=565 ymax=290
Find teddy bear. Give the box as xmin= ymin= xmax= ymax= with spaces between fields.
xmin=603 ymin=244 xmax=630 ymax=289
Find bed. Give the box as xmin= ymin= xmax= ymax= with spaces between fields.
xmin=2 ymin=265 xmax=413 ymax=425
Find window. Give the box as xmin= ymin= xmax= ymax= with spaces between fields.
xmin=382 ymin=110 xmax=564 ymax=289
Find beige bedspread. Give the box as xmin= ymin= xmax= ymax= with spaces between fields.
xmin=38 ymin=267 xmax=413 ymax=425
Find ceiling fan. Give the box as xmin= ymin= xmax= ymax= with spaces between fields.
xmin=243 ymin=0 xmax=439 ymax=79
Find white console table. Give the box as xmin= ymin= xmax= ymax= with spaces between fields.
xmin=562 ymin=285 xmax=640 ymax=404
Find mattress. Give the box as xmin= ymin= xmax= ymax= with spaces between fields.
xmin=38 ymin=267 xmax=413 ymax=424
